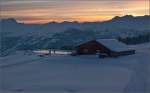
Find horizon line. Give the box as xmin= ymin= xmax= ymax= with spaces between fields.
xmin=1 ymin=15 xmax=149 ymax=25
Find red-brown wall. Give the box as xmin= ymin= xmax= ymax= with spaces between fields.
xmin=76 ymin=40 xmax=135 ymax=57
xmin=76 ymin=40 xmax=110 ymax=55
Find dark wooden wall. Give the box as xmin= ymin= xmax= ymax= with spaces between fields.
xmin=76 ymin=40 xmax=110 ymax=55
xmin=76 ymin=40 xmax=135 ymax=57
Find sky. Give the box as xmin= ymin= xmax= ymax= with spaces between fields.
xmin=0 ymin=0 xmax=149 ymax=24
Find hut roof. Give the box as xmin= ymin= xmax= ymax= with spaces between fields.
xmin=97 ymin=39 xmax=132 ymax=52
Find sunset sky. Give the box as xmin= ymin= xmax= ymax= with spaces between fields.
xmin=0 ymin=0 xmax=149 ymax=24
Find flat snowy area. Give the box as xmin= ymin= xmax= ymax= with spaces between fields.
xmin=0 ymin=43 xmax=150 ymax=93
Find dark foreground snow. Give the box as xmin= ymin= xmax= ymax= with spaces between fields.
xmin=0 ymin=43 xmax=150 ymax=93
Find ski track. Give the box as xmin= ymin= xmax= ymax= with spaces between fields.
xmin=91 ymin=44 xmax=150 ymax=93
xmin=101 ymin=50 xmax=150 ymax=93
xmin=123 ymin=55 xmax=150 ymax=93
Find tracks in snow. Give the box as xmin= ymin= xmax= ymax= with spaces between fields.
xmin=123 ymin=52 xmax=150 ymax=93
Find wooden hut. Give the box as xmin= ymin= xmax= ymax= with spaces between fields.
xmin=75 ymin=39 xmax=135 ymax=57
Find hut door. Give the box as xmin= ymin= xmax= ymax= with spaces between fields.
xmin=83 ymin=49 xmax=89 ymax=53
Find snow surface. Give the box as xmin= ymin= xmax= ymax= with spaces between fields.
xmin=97 ymin=39 xmax=133 ymax=52
xmin=0 ymin=43 xmax=150 ymax=93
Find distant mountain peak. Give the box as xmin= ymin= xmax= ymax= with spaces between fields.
xmin=123 ymin=15 xmax=133 ymax=17
xmin=112 ymin=15 xmax=134 ymax=20
xmin=1 ymin=18 xmax=18 ymax=24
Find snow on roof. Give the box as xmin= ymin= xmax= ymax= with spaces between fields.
xmin=97 ymin=39 xmax=132 ymax=52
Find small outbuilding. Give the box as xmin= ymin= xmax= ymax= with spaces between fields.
xmin=75 ymin=39 xmax=135 ymax=57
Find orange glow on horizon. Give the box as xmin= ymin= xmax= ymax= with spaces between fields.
xmin=0 ymin=0 xmax=149 ymax=24
xmin=16 ymin=16 xmax=113 ymax=24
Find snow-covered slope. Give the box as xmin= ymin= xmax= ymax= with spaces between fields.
xmin=0 ymin=43 xmax=150 ymax=93
xmin=1 ymin=15 xmax=150 ymax=54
